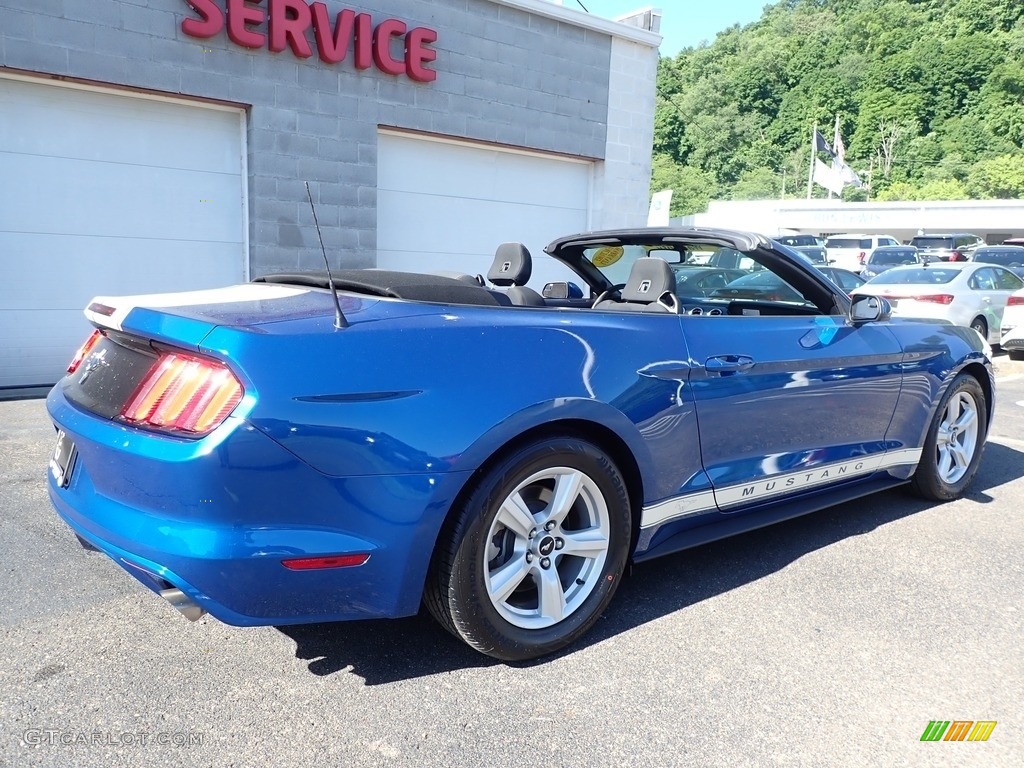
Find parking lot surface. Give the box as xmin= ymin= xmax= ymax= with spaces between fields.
xmin=2 ymin=356 xmax=1022 ymax=767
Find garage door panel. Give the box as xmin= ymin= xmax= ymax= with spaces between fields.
xmin=0 ymin=78 xmax=241 ymax=173
xmin=0 ymin=155 xmax=243 ymax=241
xmin=377 ymin=132 xmax=592 ymax=292
xmin=377 ymin=134 xmax=591 ymax=209
xmin=1 ymin=234 xmax=244 ymax=310
xmin=0 ymin=76 xmax=246 ymax=388
xmin=381 ymin=249 xmax=576 ymax=288
xmin=378 ymin=189 xmax=586 ymax=255
xmin=0 ymin=310 xmax=90 ymax=388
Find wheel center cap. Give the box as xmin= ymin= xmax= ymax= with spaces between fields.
xmin=537 ymin=536 xmax=556 ymax=557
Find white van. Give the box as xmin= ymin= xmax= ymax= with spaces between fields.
xmin=825 ymin=233 xmax=900 ymax=272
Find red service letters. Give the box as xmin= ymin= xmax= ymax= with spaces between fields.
xmin=182 ymin=0 xmax=438 ymax=82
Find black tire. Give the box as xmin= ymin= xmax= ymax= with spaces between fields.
xmin=424 ymin=437 xmax=631 ymax=661
xmin=909 ymin=373 xmax=987 ymax=501
xmin=970 ymin=317 xmax=987 ymax=341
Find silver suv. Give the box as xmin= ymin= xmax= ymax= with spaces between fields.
xmin=825 ymin=233 xmax=900 ymax=272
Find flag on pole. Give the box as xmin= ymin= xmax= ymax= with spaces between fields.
xmin=832 ymin=115 xmax=846 ymax=164
xmin=813 ymin=129 xmax=835 ymax=159
xmin=813 ymin=158 xmax=845 ymax=196
xmin=831 ymin=115 xmax=863 ymax=188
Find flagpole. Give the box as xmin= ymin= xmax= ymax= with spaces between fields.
xmin=807 ymin=122 xmax=816 ymax=200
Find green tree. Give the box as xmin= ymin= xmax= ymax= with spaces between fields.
xmin=649 ymin=154 xmax=718 ymax=216
xmin=966 ymin=154 xmax=1024 ymax=197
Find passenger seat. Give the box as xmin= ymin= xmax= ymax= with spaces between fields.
xmin=487 ymin=243 xmax=546 ymax=306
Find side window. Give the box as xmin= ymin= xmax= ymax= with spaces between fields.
xmin=995 ymin=268 xmax=1024 ymax=291
xmin=859 ymin=239 xmax=871 ymax=249
xmin=970 ymin=268 xmax=996 ymax=291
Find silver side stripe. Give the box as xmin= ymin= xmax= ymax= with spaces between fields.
xmin=640 ymin=448 xmax=923 ymax=530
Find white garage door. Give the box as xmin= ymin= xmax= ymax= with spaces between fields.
xmin=0 ymin=75 xmax=247 ymax=388
xmin=377 ymin=131 xmax=593 ymax=288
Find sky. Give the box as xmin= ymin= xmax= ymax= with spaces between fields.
xmin=561 ymin=0 xmax=771 ymax=56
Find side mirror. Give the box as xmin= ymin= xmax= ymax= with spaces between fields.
xmin=542 ymin=281 xmax=584 ymax=299
xmin=850 ymin=294 xmax=891 ymax=324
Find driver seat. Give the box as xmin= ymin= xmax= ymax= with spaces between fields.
xmin=487 ymin=243 xmax=546 ymax=307
xmin=593 ymin=257 xmax=679 ymax=312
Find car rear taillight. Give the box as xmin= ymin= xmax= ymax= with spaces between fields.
xmin=858 ymin=251 xmax=867 ymax=264
xmin=1008 ymin=296 xmax=1024 ymax=306
xmin=67 ymin=330 xmax=104 ymax=374
xmin=121 ymin=352 xmax=243 ymax=435
xmin=915 ymin=294 xmax=955 ymax=305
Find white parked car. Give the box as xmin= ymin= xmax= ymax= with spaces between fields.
xmin=825 ymin=233 xmax=901 ymax=273
xmin=1000 ymin=287 xmax=1024 ymax=360
xmin=853 ymin=262 xmax=1024 ymax=344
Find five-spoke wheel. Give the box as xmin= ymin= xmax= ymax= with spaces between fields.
xmin=911 ymin=373 xmax=987 ymax=500
xmin=425 ymin=437 xmax=631 ymax=661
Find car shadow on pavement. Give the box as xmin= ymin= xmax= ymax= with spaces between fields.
xmin=278 ymin=441 xmax=1023 ymax=684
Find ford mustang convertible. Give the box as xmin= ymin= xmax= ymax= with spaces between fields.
xmin=46 ymin=228 xmax=994 ymax=660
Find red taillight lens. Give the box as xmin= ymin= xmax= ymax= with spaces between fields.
xmin=916 ymin=294 xmax=955 ymax=305
xmin=858 ymin=251 xmax=867 ymax=264
xmin=121 ymin=352 xmax=243 ymax=434
xmin=67 ymin=330 xmax=104 ymax=374
xmin=1008 ymin=296 xmax=1024 ymax=306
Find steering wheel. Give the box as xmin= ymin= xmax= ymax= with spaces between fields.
xmin=592 ymin=283 xmax=626 ymax=307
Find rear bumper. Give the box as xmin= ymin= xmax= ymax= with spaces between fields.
xmin=46 ymin=386 xmax=468 ymax=625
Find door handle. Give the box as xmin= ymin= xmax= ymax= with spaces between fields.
xmin=705 ymin=355 xmax=755 ymax=374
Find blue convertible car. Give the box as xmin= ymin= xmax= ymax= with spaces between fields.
xmin=46 ymin=228 xmax=993 ymax=660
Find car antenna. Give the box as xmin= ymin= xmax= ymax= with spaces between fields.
xmin=305 ymin=180 xmax=348 ymax=329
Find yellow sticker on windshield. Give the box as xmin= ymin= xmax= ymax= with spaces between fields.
xmin=592 ymin=246 xmax=624 ymax=267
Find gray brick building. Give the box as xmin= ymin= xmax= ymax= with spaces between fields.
xmin=0 ymin=0 xmax=660 ymax=387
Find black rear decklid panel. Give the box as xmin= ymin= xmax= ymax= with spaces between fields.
xmin=62 ymin=332 xmax=158 ymax=419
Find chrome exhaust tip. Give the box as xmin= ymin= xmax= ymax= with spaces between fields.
xmin=159 ymin=588 xmax=207 ymax=622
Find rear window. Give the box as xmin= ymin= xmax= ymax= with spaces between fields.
xmin=777 ymin=235 xmax=819 ymax=247
xmin=974 ymin=250 xmax=1024 ymax=267
xmin=826 ymin=238 xmax=870 ymax=249
xmin=910 ymin=237 xmax=953 ymax=249
xmin=868 ymin=268 xmax=959 ymax=285
xmin=871 ymin=250 xmax=917 ymax=266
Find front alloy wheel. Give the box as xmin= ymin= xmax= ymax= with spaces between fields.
xmin=425 ymin=437 xmax=631 ymax=661
xmin=910 ymin=373 xmax=987 ymax=500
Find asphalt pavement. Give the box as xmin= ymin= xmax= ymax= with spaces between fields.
xmin=2 ymin=356 xmax=1022 ymax=767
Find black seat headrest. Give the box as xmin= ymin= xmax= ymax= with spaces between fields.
xmin=488 ymin=242 xmax=532 ymax=287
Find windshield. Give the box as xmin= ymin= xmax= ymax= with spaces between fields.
xmin=868 ymin=268 xmax=959 ymax=285
xmin=581 ymin=242 xmax=763 ymax=286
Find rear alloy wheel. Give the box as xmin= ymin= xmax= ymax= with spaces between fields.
xmin=910 ymin=373 xmax=987 ymax=501
xmin=425 ymin=437 xmax=631 ymax=661
xmin=970 ymin=317 xmax=988 ymax=342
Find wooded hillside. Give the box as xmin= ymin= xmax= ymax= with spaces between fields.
xmin=653 ymin=0 xmax=1024 ymax=215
